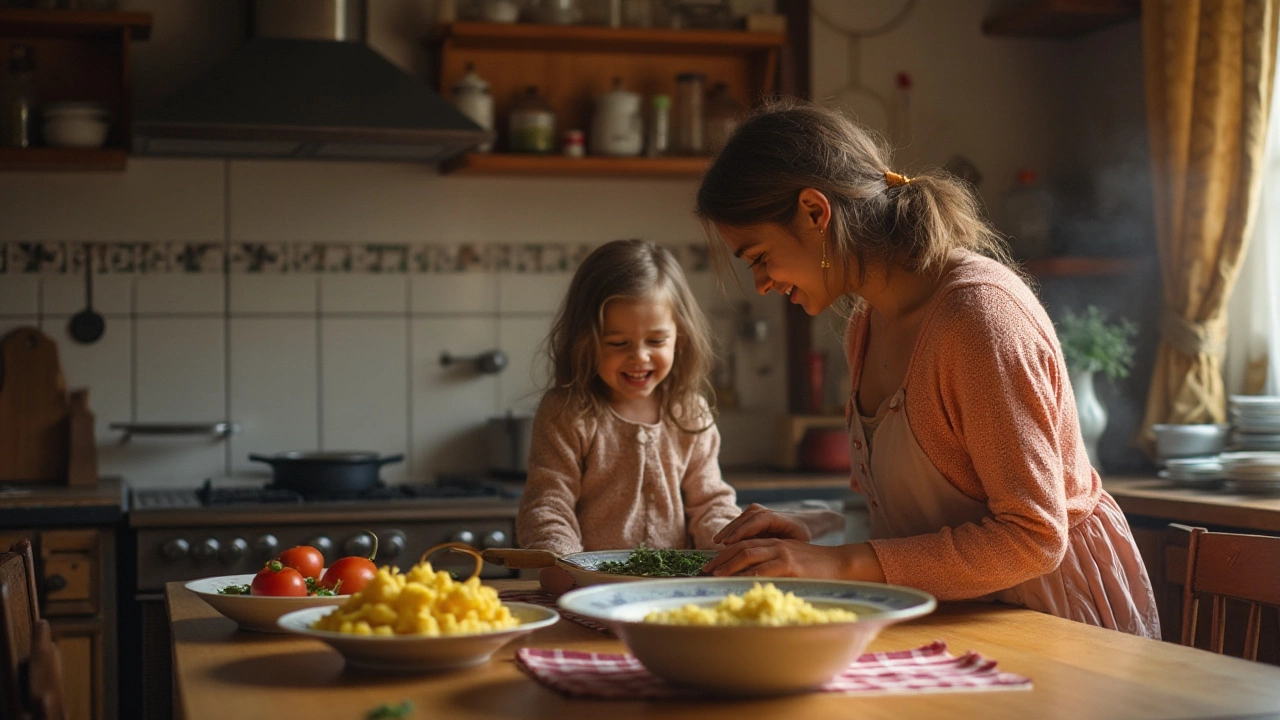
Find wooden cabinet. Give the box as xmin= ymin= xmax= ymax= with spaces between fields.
xmin=0 ymin=8 xmax=151 ymax=171
xmin=427 ymin=21 xmax=785 ymax=177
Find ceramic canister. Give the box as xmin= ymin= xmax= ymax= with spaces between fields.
xmin=452 ymin=64 xmax=494 ymax=152
xmin=590 ymin=78 xmax=644 ymax=157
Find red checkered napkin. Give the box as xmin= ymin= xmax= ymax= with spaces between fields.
xmin=515 ymin=641 xmax=1031 ymax=699
xmin=499 ymin=589 xmax=613 ymax=634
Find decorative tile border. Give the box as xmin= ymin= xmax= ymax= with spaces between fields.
xmin=0 ymin=241 xmax=712 ymax=275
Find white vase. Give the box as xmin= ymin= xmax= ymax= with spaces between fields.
xmin=1072 ymin=368 xmax=1106 ymax=469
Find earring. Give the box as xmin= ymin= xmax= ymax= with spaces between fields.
xmin=820 ymin=229 xmax=831 ymax=269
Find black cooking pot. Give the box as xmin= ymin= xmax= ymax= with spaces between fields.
xmin=248 ymin=451 xmax=404 ymax=496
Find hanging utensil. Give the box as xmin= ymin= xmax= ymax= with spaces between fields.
xmin=67 ymin=247 xmax=105 ymax=345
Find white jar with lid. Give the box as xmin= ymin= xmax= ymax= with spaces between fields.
xmin=589 ymin=77 xmax=644 ymax=157
xmin=451 ymin=63 xmax=494 ymax=153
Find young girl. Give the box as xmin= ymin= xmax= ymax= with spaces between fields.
xmin=697 ymin=99 xmax=1161 ymax=638
xmin=515 ymin=239 xmax=742 ymax=588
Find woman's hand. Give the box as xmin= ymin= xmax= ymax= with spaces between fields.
xmin=702 ymin=539 xmax=886 ymax=583
xmin=713 ymin=503 xmax=811 ymax=545
xmin=538 ymin=566 xmax=576 ymax=596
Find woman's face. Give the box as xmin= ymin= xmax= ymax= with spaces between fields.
xmin=716 ymin=220 xmax=840 ymax=315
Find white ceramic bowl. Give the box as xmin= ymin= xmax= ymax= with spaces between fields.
xmin=42 ymin=116 xmax=109 ymax=148
xmin=556 ymin=549 xmax=716 ymax=587
xmin=558 ymin=577 xmax=936 ymax=696
xmin=277 ymin=602 xmax=558 ymax=672
xmin=185 ymin=573 xmax=351 ymax=633
xmin=1152 ymin=423 xmax=1231 ymax=462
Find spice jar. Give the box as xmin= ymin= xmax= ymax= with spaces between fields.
xmin=508 ymin=86 xmax=556 ymax=154
xmin=451 ymin=63 xmax=494 ymax=153
xmin=562 ymin=129 xmax=585 ymax=158
xmin=672 ymin=72 xmax=704 ymax=156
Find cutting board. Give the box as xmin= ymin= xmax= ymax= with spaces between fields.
xmin=0 ymin=327 xmax=70 ymax=483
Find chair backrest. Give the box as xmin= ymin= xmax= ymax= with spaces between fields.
xmin=1171 ymin=523 xmax=1280 ymax=660
xmin=1 ymin=539 xmax=41 ymax=720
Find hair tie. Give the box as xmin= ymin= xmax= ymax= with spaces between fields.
xmin=884 ymin=170 xmax=911 ymax=188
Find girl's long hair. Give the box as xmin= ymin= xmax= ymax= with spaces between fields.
xmin=546 ymin=239 xmax=716 ymax=432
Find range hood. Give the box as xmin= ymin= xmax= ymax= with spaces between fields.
xmin=132 ymin=0 xmax=491 ymax=163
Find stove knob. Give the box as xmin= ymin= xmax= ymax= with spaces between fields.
xmin=481 ymin=530 xmax=508 ymax=549
xmin=252 ymin=534 xmax=279 ymax=560
xmin=192 ymin=538 xmax=221 ymax=562
xmin=379 ymin=531 xmax=407 ymax=560
xmin=343 ymin=533 xmax=375 ymax=558
xmin=221 ymin=538 xmax=249 ymax=563
xmin=161 ymin=538 xmax=190 ymax=561
xmin=307 ymin=536 xmax=334 ymax=557
xmin=450 ymin=530 xmax=476 ymax=547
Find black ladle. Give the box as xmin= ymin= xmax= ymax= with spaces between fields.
xmin=68 ymin=248 xmax=105 ymax=344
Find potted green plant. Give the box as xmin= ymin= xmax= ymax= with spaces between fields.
xmin=1057 ymin=305 xmax=1137 ymax=468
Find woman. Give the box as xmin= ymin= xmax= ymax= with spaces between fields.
xmin=697 ymin=99 xmax=1160 ymax=638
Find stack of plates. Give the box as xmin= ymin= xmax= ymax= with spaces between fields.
xmin=1219 ymin=451 xmax=1280 ymax=494
xmin=1228 ymin=395 xmax=1280 ymax=451
xmin=1157 ymin=457 xmax=1224 ymax=488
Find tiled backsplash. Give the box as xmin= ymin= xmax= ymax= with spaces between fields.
xmin=0 ymin=240 xmax=784 ymax=487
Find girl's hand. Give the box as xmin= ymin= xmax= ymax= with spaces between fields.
xmin=702 ymin=539 xmax=885 ymax=583
xmin=713 ymin=503 xmax=811 ymax=545
xmin=538 ymin=566 xmax=576 ymax=596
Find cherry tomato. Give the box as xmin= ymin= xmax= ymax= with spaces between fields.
xmin=276 ymin=545 xmax=324 ymax=580
xmin=319 ymin=556 xmax=377 ymax=594
xmin=250 ymin=561 xmax=307 ymax=597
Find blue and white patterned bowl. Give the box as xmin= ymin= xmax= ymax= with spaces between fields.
xmin=558 ymin=577 xmax=936 ymax=695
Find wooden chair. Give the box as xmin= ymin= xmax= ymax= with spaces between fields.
xmin=0 ymin=540 xmax=65 ymax=720
xmin=1170 ymin=523 xmax=1280 ymax=661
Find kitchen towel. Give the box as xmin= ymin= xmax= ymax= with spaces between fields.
xmin=515 ymin=641 xmax=1032 ymax=699
xmin=498 ymin=589 xmax=612 ymax=634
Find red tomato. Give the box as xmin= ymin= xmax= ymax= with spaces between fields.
xmin=276 ymin=545 xmax=325 ymax=580
xmin=250 ymin=561 xmax=307 ymax=597
xmin=319 ymin=556 xmax=377 ymax=595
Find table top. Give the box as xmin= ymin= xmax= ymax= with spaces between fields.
xmin=1104 ymin=475 xmax=1280 ymax=533
xmin=167 ymin=579 xmax=1280 ymax=720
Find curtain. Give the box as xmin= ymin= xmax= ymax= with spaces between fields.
xmin=1226 ymin=64 xmax=1280 ymax=396
xmin=1140 ymin=0 xmax=1279 ymax=447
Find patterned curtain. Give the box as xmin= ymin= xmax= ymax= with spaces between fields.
xmin=1140 ymin=0 xmax=1279 ymax=446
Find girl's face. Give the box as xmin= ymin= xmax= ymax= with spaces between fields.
xmin=597 ymin=296 xmax=678 ymax=410
xmin=716 ymin=218 xmax=840 ymax=316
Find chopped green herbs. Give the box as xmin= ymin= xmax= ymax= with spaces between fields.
xmin=366 ymin=700 xmax=413 ymax=719
xmin=596 ymin=547 xmax=711 ymax=577
xmin=216 ymin=584 xmax=251 ymax=595
xmin=305 ymin=576 xmax=339 ymax=596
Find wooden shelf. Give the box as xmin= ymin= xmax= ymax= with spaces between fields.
xmin=432 ymin=22 xmax=785 ymax=54
xmin=0 ymin=147 xmax=127 ymax=171
xmin=982 ymin=0 xmax=1139 ymax=39
xmin=0 ymin=8 xmax=152 ymax=40
xmin=1023 ymin=255 xmax=1149 ymax=277
xmin=443 ymin=152 xmax=710 ymax=177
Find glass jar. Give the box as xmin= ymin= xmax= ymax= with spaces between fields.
xmin=703 ymin=81 xmax=744 ymax=155
xmin=508 ymin=86 xmax=556 ymax=154
xmin=672 ymin=72 xmax=704 ymax=156
xmin=1 ymin=44 xmax=35 ymax=148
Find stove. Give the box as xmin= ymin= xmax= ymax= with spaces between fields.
xmin=121 ymin=475 xmax=523 ymax=720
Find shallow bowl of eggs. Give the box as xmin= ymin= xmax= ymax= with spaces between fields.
xmin=558 ymin=577 xmax=937 ymax=696
xmin=186 ymin=573 xmax=353 ymax=633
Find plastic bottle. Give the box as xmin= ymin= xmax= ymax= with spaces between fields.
xmin=2 ymin=44 xmax=36 ymax=148
xmin=1001 ymin=169 xmax=1054 ymax=259
xmin=646 ymin=94 xmax=670 ymax=157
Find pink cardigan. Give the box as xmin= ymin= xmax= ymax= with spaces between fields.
xmin=848 ymin=254 xmax=1103 ymax=598
xmin=515 ymin=389 xmax=740 ymax=555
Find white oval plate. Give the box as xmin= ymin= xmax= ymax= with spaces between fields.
xmin=185 ymin=573 xmax=350 ymax=633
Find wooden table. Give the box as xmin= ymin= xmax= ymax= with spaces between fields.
xmin=167 ymin=580 xmax=1280 ymax=720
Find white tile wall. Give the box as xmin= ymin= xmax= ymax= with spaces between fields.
xmin=0 ymin=318 xmax=37 ymax=341
xmin=320 ymin=275 xmax=408 ymax=314
xmin=0 ymin=276 xmax=39 ymax=315
xmin=229 ymin=274 xmax=317 ymax=315
xmin=497 ymin=273 xmax=572 ymax=314
xmin=411 ymin=274 xmax=497 ymax=314
xmin=136 ymin=274 xmax=224 ymax=315
xmin=497 ymin=316 xmax=554 ymax=415
xmin=39 ymin=316 xmax=132 ymax=442
xmin=410 ymin=317 xmax=500 ymax=479
xmin=41 ymin=275 xmax=133 ymax=316
xmin=228 ymin=318 xmax=320 ymax=475
xmin=320 ymin=318 xmax=409 ymax=483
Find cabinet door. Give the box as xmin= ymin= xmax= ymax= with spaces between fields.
xmin=40 ymin=529 xmax=100 ymax=617
xmin=51 ymin=623 xmax=101 ymax=720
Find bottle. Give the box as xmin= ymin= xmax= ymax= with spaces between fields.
xmin=2 ymin=44 xmax=36 ymax=148
xmin=1001 ymin=169 xmax=1054 ymax=259
xmin=703 ymin=81 xmax=743 ymax=155
xmin=646 ymin=94 xmax=670 ymax=157
xmin=508 ymin=86 xmax=556 ymax=154
xmin=673 ymin=72 xmax=704 ymax=155
xmin=451 ymin=63 xmax=494 ymax=153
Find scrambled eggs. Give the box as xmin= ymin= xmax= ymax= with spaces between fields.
xmin=311 ymin=560 xmax=517 ymax=636
xmin=644 ymin=582 xmax=858 ymax=626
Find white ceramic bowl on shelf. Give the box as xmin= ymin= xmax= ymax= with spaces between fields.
xmin=41 ymin=102 xmax=110 ymax=148
xmin=277 ymin=602 xmax=558 ymax=672
xmin=1152 ymin=423 xmax=1231 ymax=463
xmin=558 ymin=577 xmax=937 ymax=696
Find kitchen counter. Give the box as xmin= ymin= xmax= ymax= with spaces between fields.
xmin=167 ymin=578 xmax=1280 ymax=719
xmin=0 ymin=476 xmax=125 ymax=526
xmin=1103 ymin=474 xmax=1280 ymax=533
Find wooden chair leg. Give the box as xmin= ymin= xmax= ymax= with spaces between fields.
xmin=1244 ymin=603 xmax=1262 ymax=662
